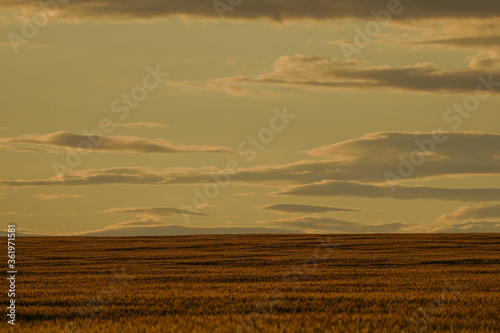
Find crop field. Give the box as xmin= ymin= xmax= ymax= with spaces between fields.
xmin=1 ymin=234 xmax=499 ymax=332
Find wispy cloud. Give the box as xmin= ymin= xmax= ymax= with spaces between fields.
xmin=259 ymin=203 xmax=361 ymax=214
xmin=13 ymin=228 xmax=59 ymax=236
xmin=196 ymin=54 xmax=500 ymax=95
xmin=0 ymin=145 xmax=54 ymax=152
xmin=2 ymin=0 xmax=500 ymax=22
xmin=167 ymin=81 xmax=279 ymax=97
xmin=414 ymin=36 xmax=500 ymax=50
xmin=275 ymin=180 xmax=500 ymax=202
xmin=257 ymin=215 xmax=408 ymax=233
xmin=436 ymin=204 xmax=500 ymax=223
xmin=0 ymin=132 xmax=233 ymax=154
xmin=73 ymin=220 xmax=300 ymax=236
xmin=102 ymin=206 xmax=208 ymax=216
xmin=34 ymin=194 xmax=85 ymax=200
xmin=114 ymin=122 xmax=170 ymax=129
xmin=4 ymin=131 xmax=500 ymax=190
xmin=0 ymin=167 xmax=169 ymax=187
xmin=428 ymin=221 xmax=500 ymax=233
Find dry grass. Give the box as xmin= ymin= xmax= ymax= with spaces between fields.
xmin=1 ymin=234 xmax=499 ymax=332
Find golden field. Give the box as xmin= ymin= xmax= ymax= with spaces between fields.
xmin=2 ymin=234 xmax=499 ymax=332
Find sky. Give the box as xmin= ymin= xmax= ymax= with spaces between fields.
xmin=1 ymin=0 xmax=500 ymax=235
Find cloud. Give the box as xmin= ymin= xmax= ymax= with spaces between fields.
xmin=257 ymin=216 xmax=408 ymax=233
xmin=2 ymin=214 xmax=300 ymax=236
xmin=0 ymin=145 xmax=54 ymax=152
xmin=3 ymin=0 xmax=500 ymax=22
xmin=167 ymin=81 xmax=278 ymax=97
xmin=467 ymin=54 xmax=500 ymax=69
xmin=202 ymin=55 xmax=500 ymax=95
xmin=0 ymin=167 xmax=171 ymax=187
xmin=14 ymin=228 xmax=60 ymax=236
xmin=310 ymin=131 xmax=500 ymax=159
xmin=368 ymin=20 xmax=500 ymax=51
xmin=260 ymin=203 xmax=361 ymax=214
xmin=3 ymin=130 xmax=500 ymax=190
xmin=34 ymin=194 xmax=85 ymax=200
xmin=275 ymin=180 xmax=500 ymax=202
xmin=74 ymin=221 xmax=301 ymax=236
xmin=102 ymin=215 xmax=166 ymax=227
xmin=0 ymin=166 xmax=234 ymax=187
xmin=0 ymin=228 xmax=63 ymax=237
xmin=436 ymin=204 xmax=500 ymax=223
xmin=1 ymin=131 xmax=233 ymax=154
xmin=428 ymin=221 xmax=500 ymax=233
xmin=114 ymin=122 xmax=170 ymax=129
xmin=415 ymin=36 xmax=500 ymax=50
xmin=305 ymin=131 xmax=500 ymax=182
xmin=216 ymin=131 xmax=500 ymax=186
xmin=4 ymin=131 xmax=500 ymax=190
xmin=102 ymin=206 xmax=208 ymax=216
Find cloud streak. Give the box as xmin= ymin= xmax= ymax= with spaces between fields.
xmin=102 ymin=206 xmax=208 ymax=216
xmin=114 ymin=122 xmax=170 ymax=129
xmin=1 ymin=132 xmax=232 ymax=154
xmin=4 ymin=131 xmax=500 ymax=191
xmin=34 ymin=194 xmax=85 ymax=200
xmin=3 ymin=0 xmax=500 ymax=22
xmin=0 ymin=167 xmax=169 ymax=187
xmin=197 ymin=55 xmax=500 ymax=95
xmin=416 ymin=36 xmax=500 ymax=49
xmin=0 ymin=145 xmax=54 ymax=152
xmin=75 ymin=222 xmax=301 ymax=236
xmin=275 ymin=180 xmax=500 ymax=202
xmin=436 ymin=204 xmax=500 ymax=223
xmin=428 ymin=221 xmax=500 ymax=233
xmin=258 ymin=216 xmax=408 ymax=233
xmin=260 ymin=203 xmax=361 ymax=214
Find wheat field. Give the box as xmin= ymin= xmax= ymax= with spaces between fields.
xmin=2 ymin=234 xmax=499 ymax=332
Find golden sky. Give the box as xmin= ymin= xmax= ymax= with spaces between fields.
xmin=1 ymin=0 xmax=500 ymax=235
